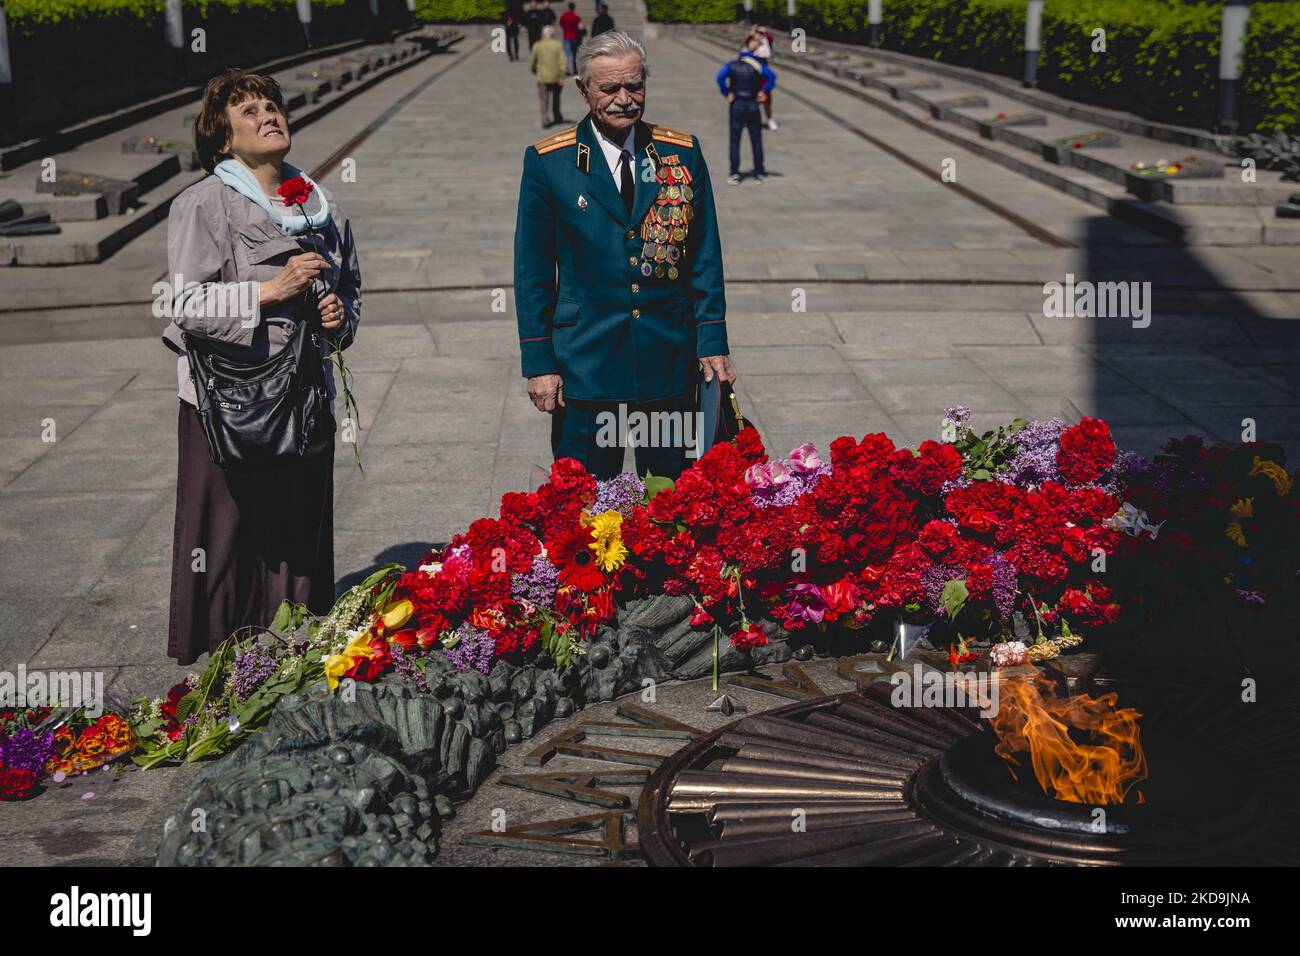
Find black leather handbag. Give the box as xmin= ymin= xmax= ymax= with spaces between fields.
xmin=185 ymin=320 xmax=335 ymax=470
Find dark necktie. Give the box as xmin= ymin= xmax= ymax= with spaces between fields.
xmin=618 ymin=150 xmax=634 ymax=217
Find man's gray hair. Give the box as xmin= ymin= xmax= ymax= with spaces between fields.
xmin=576 ymin=29 xmax=650 ymax=83
xmin=542 ymin=24 xmax=557 ymax=39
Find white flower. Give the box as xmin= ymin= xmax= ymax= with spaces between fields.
xmin=990 ymin=641 xmax=1028 ymax=668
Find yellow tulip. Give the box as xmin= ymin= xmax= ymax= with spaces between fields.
xmin=380 ymin=599 xmax=414 ymax=631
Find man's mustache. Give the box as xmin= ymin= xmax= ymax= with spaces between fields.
xmin=606 ymin=105 xmax=641 ymax=116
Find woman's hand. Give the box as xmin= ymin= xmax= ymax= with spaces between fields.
xmin=259 ymin=252 xmax=328 ymax=306
xmin=317 ymin=293 xmax=346 ymax=331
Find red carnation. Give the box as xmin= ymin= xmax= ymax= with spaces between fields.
xmin=277 ymin=176 xmax=314 ymax=207
xmin=0 ymin=767 xmax=39 ymax=801
xmin=731 ymin=623 xmax=768 ymax=649
xmin=1057 ymin=417 xmax=1116 ymax=485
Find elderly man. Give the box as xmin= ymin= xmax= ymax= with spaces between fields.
xmin=513 ymin=30 xmax=736 ymax=480
xmin=530 ymin=25 xmax=567 ymax=128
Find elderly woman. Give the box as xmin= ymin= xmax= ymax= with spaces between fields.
xmin=162 ymin=68 xmax=361 ymax=665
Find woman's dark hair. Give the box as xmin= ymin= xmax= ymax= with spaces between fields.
xmin=194 ymin=68 xmax=286 ymax=173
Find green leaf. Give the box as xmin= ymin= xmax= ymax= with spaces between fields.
xmin=941 ymin=578 xmax=970 ymax=621
xmin=643 ymin=472 xmax=676 ymax=501
xmin=270 ymin=600 xmax=296 ymax=634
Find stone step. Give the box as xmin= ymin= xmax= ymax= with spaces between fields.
xmin=0 ymin=32 xmax=447 ymax=267
xmin=695 ymin=29 xmax=1297 ymax=246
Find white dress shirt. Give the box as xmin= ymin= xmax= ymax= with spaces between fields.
xmin=593 ymin=122 xmax=638 ymax=187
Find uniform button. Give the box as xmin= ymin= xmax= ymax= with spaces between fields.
xmin=631 ymin=309 xmax=641 ymax=318
xmin=625 ymin=230 xmax=636 ymax=240
xmin=628 ymin=257 xmax=638 ymax=266
xmin=630 ymin=283 xmax=640 ymax=293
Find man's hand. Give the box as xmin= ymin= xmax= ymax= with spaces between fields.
xmin=527 ymin=373 xmax=565 ymax=412
xmin=699 ymin=355 xmax=737 ymax=384
xmin=757 ymin=91 xmax=769 ymax=104
xmin=726 ymin=92 xmax=735 ymax=103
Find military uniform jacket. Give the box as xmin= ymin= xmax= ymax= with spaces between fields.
xmin=513 ymin=115 xmax=728 ymax=402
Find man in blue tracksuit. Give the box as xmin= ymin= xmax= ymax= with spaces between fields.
xmin=716 ymin=39 xmax=776 ymax=184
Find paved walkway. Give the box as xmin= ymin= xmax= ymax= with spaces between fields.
xmin=0 ymin=8 xmax=1297 ymax=863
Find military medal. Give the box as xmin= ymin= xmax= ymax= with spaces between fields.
xmin=577 ymin=194 xmax=588 ymax=210
xmin=634 ymin=151 xmax=695 ymax=283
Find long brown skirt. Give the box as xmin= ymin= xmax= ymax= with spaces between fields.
xmin=167 ymin=402 xmax=335 ymax=665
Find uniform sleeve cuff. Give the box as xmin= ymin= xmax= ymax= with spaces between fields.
xmin=696 ymin=321 xmax=729 ymax=359
xmin=520 ymin=337 xmax=558 ymax=378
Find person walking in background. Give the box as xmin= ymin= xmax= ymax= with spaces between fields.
xmin=539 ymin=0 xmax=558 ymax=31
xmin=505 ymin=0 xmax=523 ymax=62
xmin=524 ymin=0 xmax=543 ymax=49
xmin=591 ymin=3 xmax=614 ymax=37
xmin=748 ymin=24 xmax=778 ymax=130
xmin=717 ymin=36 xmax=775 ymax=184
xmin=559 ymin=2 xmax=583 ymax=76
xmin=531 ymin=25 xmax=567 ymax=128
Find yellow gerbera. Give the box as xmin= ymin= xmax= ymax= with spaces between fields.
xmin=1250 ymin=457 xmax=1292 ymax=497
xmin=588 ymin=510 xmax=628 ymax=572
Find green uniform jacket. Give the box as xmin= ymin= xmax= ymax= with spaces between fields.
xmin=513 ymin=115 xmax=729 ymax=402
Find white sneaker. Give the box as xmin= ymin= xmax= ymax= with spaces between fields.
xmin=753 ymin=174 xmax=767 ymax=184
xmin=767 ymin=119 xmax=779 ymax=131
xmin=727 ymin=174 xmax=741 ymax=186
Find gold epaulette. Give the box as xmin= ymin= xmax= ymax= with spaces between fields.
xmin=650 ymin=124 xmax=694 ymax=148
xmin=534 ymin=127 xmax=578 ymax=155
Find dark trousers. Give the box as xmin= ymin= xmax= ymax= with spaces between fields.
xmin=167 ymin=402 xmax=335 ymax=665
xmin=551 ymin=390 xmax=696 ymax=480
xmin=506 ymin=26 xmax=520 ymax=60
xmin=729 ymin=100 xmax=765 ymax=176
xmin=538 ymin=82 xmax=563 ymax=126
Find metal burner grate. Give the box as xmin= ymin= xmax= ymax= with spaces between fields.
xmin=637 ymin=681 xmax=1300 ymax=866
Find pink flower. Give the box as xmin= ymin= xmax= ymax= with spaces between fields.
xmin=744 ymin=460 xmax=791 ymax=491
xmin=787 ymin=442 xmax=824 ymax=474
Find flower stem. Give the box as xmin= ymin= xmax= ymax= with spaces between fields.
xmin=712 ymin=623 xmax=720 ymax=692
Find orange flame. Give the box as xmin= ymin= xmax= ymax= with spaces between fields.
xmin=989 ymin=674 xmax=1147 ymax=805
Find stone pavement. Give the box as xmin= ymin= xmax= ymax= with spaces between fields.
xmin=0 ymin=8 xmax=1297 ymax=863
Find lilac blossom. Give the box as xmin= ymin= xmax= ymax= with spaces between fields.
xmin=593 ymin=472 xmax=645 ymax=517
xmin=390 ymin=641 xmax=430 ymax=692
xmin=232 ymin=644 xmax=279 ymax=702
xmin=445 ymin=623 xmax=496 ymax=674
xmin=0 ymin=727 xmax=55 ymax=773
xmin=943 ymin=405 xmax=971 ymax=428
xmin=751 ymin=445 xmax=832 ymax=509
xmin=1005 ymin=417 xmax=1069 ymax=485
xmin=511 ymin=552 xmax=560 ymax=607
xmin=921 ymin=563 xmax=966 ymax=619
xmin=987 ymin=553 xmax=1020 ymax=619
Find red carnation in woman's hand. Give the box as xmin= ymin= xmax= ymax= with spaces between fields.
xmin=277 ymin=176 xmax=314 ymax=207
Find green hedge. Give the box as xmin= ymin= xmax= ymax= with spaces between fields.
xmin=6 ymin=0 xmax=351 ymax=28
xmin=646 ymin=0 xmax=1300 ymax=133
xmin=413 ymin=0 xmax=502 ymax=21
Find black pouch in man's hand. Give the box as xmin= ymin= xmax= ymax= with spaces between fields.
xmin=698 ymin=368 xmax=750 ymax=456
xmin=185 ymin=321 xmax=335 ymax=469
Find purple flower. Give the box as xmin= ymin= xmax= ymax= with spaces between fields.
xmin=987 ymin=553 xmax=1019 ymax=620
xmin=593 ymin=472 xmax=646 ymax=516
xmin=1006 ymin=418 xmax=1069 ymax=485
xmin=445 ymin=623 xmax=495 ymax=674
xmin=0 ymin=727 xmax=55 ymax=773
xmin=390 ymin=641 xmax=430 ymax=693
xmin=512 ymin=552 xmax=560 ymax=607
xmin=1236 ymin=588 xmax=1266 ymax=607
xmin=944 ymin=405 xmax=971 ymax=427
xmin=752 ymin=452 xmax=831 ymax=509
xmin=784 ymin=582 xmax=828 ymax=623
xmin=921 ymin=563 xmax=966 ymax=619
xmin=232 ymin=644 xmax=279 ymax=702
